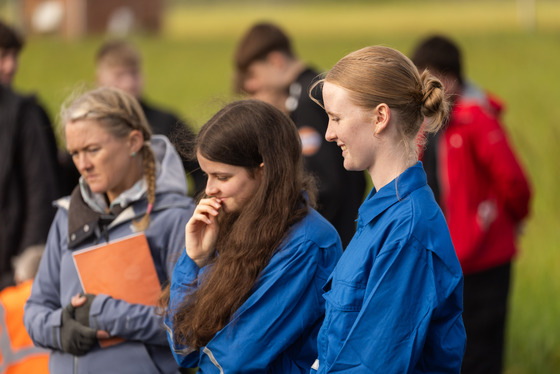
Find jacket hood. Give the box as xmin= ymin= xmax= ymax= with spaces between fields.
xmin=461 ymin=81 xmax=504 ymax=118
xmin=151 ymin=134 xmax=188 ymax=196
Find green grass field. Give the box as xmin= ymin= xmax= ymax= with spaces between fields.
xmin=4 ymin=0 xmax=560 ymax=372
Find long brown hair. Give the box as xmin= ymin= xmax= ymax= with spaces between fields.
xmin=161 ymin=99 xmax=315 ymax=349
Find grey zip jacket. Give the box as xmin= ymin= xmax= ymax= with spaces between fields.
xmin=24 ymin=135 xmax=195 ymax=374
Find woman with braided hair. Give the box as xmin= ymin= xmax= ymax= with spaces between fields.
xmin=23 ymin=87 xmax=195 ymax=374
xmin=310 ymin=46 xmax=466 ymax=373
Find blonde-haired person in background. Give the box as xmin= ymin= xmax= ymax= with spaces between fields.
xmin=95 ymin=40 xmax=205 ymax=197
xmin=23 ymin=87 xmax=195 ymax=374
xmin=311 ymin=46 xmax=466 ymax=373
xmin=0 ymin=245 xmax=49 ymax=374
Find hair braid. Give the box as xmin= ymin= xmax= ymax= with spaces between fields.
xmin=133 ymin=144 xmax=156 ymax=231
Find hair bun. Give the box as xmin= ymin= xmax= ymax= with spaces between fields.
xmin=419 ymin=70 xmax=449 ymax=133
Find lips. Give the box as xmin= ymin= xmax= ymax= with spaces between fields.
xmin=84 ymin=174 xmax=97 ymax=182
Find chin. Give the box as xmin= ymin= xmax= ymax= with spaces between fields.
xmin=88 ymin=185 xmax=106 ymax=194
xmin=343 ymin=162 xmax=359 ymax=172
xmin=222 ymin=203 xmax=241 ymax=214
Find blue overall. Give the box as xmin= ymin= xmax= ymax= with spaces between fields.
xmin=315 ymin=162 xmax=466 ymax=373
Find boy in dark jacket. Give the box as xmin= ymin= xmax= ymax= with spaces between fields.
xmin=233 ymin=22 xmax=366 ymax=247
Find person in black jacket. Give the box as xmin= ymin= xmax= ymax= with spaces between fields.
xmin=95 ymin=40 xmax=205 ymax=197
xmin=0 ymin=20 xmax=60 ymax=290
xmin=0 ymin=20 xmax=65 ymax=193
xmin=0 ymin=84 xmax=59 ymax=291
xmin=233 ymin=22 xmax=365 ymax=247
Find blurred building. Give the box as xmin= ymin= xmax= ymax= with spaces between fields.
xmin=20 ymin=0 xmax=164 ymax=38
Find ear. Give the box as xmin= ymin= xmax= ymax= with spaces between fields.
xmin=373 ymin=103 xmax=391 ymax=135
xmin=128 ymin=130 xmax=144 ymax=153
xmin=250 ymin=162 xmax=264 ymax=181
xmin=267 ymin=51 xmax=287 ymax=69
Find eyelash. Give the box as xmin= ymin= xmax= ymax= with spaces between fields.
xmin=70 ymin=148 xmax=100 ymax=158
xmin=203 ymin=173 xmax=230 ymax=182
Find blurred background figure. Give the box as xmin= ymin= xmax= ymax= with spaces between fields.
xmin=0 ymin=19 xmax=59 ymax=291
xmin=0 ymin=19 xmax=63 ymax=189
xmin=233 ymin=22 xmax=366 ymax=248
xmin=0 ymin=245 xmax=49 ymax=374
xmin=95 ymin=39 xmax=205 ymax=196
xmin=411 ymin=35 xmax=532 ymax=374
xmin=0 ymin=20 xmax=20 ymax=86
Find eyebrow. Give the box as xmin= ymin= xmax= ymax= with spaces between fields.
xmin=67 ymin=143 xmax=95 ymax=152
xmin=325 ymin=110 xmax=340 ymax=117
xmin=205 ymin=171 xmax=233 ymax=177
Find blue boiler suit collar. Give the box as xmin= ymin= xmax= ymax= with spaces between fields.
xmin=358 ymin=162 xmax=427 ymax=227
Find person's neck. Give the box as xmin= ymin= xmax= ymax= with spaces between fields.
xmin=106 ymin=158 xmax=145 ymax=204
xmin=368 ymin=144 xmax=416 ymax=192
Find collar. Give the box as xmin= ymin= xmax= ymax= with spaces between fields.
xmin=67 ymin=186 xmax=116 ymax=249
xmin=78 ymin=174 xmax=151 ymax=215
xmin=357 ymin=162 xmax=427 ymax=227
xmin=285 ymin=67 xmax=317 ymax=112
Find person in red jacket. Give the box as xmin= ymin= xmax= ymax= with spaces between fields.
xmin=411 ymin=35 xmax=532 ymax=374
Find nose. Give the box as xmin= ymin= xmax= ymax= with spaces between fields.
xmin=74 ymin=152 xmax=92 ymax=172
xmin=205 ymin=178 xmax=219 ymax=197
xmin=325 ymin=121 xmax=336 ymax=142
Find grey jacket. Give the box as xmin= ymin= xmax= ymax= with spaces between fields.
xmin=24 ymin=135 xmax=195 ymax=374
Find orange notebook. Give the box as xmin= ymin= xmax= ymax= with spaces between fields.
xmin=72 ymin=233 xmax=162 ymax=347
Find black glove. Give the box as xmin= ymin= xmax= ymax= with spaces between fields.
xmin=73 ymin=293 xmax=96 ymax=327
xmin=60 ymin=301 xmax=98 ymax=356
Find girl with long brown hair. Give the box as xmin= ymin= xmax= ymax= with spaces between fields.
xmin=161 ymin=99 xmax=342 ymax=373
